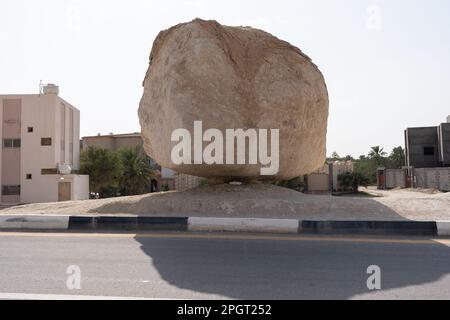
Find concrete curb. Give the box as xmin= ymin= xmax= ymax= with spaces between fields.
xmin=188 ymin=217 xmax=299 ymax=234
xmin=0 ymin=215 xmax=69 ymax=230
xmin=436 ymin=221 xmax=450 ymax=236
xmin=0 ymin=215 xmax=449 ymax=237
xmin=300 ymin=220 xmax=438 ymax=236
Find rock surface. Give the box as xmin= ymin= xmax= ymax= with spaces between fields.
xmin=139 ymin=19 xmax=329 ymax=181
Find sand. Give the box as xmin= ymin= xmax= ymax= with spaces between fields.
xmin=1 ymin=185 xmax=449 ymax=221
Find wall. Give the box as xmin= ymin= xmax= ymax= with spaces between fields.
xmin=307 ymin=173 xmax=329 ymax=192
xmin=1 ymin=99 xmax=21 ymax=203
xmin=21 ymin=175 xmax=59 ymax=203
xmin=405 ymin=127 xmax=440 ymax=168
xmin=72 ymin=175 xmax=89 ymax=200
xmin=82 ymin=135 xmax=142 ymax=151
xmin=385 ymin=169 xmax=406 ymax=189
xmin=415 ymin=168 xmax=450 ymax=191
xmin=438 ymin=123 xmax=450 ymax=166
xmin=175 ymin=174 xmax=206 ymax=191
xmin=56 ymin=97 xmax=80 ymax=170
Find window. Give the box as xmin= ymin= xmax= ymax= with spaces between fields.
xmin=3 ymin=139 xmax=13 ymax=148
xmin=26 ymin=174 xmax=32 ymax=180
xmin=3 ymin=138 xmax=21 ymax=148
xmin=41 ymin=168 xmax=58 ymax=175
xmin=41 ymin=137 xmax=52 ymax=146
xmin=424 ymin=147 xmax=435 ymax=156
xmin=27 ymin=127 xmax=34 ymax=133
xmin=2 ymin=185 xmax=20 ymax=196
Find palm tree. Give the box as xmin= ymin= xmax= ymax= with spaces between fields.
xmin=368 ymin=146 xmax=387 ymax=166
xmin=118 ymin=147 xmax=155 ymax=196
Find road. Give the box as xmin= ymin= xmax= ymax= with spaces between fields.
xmin=0 ymin=232 xmax=450 ymax=300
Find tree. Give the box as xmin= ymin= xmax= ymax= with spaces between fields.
xmin=368 ymin=146 xmax=387 ymax=166
xmin=329 ymin=151 xmax=341 ymax=161
xmin=343 ymin=155 xmax=355 ymax=161
xmin=118 ymin=147 xmax=155 ymax=196
xmin=274 ymin=177 xmax=305 ymax=192
xmin=80 ymin=147 xmax=123 ymax=195
xmin=338 ymin=171 xmax=370 ymax=193
xmin=387 ymin=146 xmax=405 ymax=169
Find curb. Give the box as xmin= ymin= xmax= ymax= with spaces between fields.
xmin=188 ymin=217 xmax=299 ymax=234
xmin=0 ymin=215 xmax=69 ymax=230
xmin=0 ymin=215 xmax=449 ymax=237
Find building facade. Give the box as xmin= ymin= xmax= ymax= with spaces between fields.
xmin=81 ymin=133 xmax=143 ymax=151
xmin=405 ymin=118 xmax=450 ymax=168
xmin=378 ymin=117 xmax=450 ymax=191
xmin=0 ymin=84 xmax=89 ymax=204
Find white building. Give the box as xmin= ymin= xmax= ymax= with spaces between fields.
xmin=0 ymin=84 xmax=89 ymax=204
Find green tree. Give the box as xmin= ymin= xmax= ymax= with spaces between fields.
xmin=368 ymin=146 xmax=387 ymax=166
xmin=387 ymin=146 xmax=405 ymax=169
xmin=118 ymin=147 xmax=155 ymax=196
xmin=329 ymin=151 xmax=341 ymax=161
xmin=275 ymin=177 xmax=305 ymax=192
xmin=80 ymin=147 xmax=123 ymax=195
xmin=354 ymin=149 xmax=381 ymax=185
xmin=338 ymin=171 xmax=370 ymax=193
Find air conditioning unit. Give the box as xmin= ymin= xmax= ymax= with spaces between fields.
xmin=58 ymin=164 xmax=72 ymax=175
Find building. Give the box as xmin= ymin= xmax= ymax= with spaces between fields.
xmin=81 ymin=132 xmax=142 ymax=151
xmin=305 ymin=161 xmax=355 ymax=193
xmin=405 ymin=117 xmax=450 ymax=168
xmin=0 ymin=84 xmax=89 ymax=204
xmin=81 ymin=132 xmax=176 ymax=191
xmin=378 ymin=116 xmax=450 ymax=191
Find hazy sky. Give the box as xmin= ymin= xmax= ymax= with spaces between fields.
xmin=1 ymin=0 xmax=449 ymax=157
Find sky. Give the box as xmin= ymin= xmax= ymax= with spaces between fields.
xmin=1 ymin=0 xmax=449 ymax=158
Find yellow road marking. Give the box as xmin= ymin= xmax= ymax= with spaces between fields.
xmin=0 ymin=231 xmax=449 ymax=246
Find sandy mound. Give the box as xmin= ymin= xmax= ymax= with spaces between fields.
xmin=2 ymin=184 xmax=450 ymax=221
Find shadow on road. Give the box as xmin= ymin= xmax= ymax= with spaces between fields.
xmin=134 ymin=234 xmax=450 ymax=299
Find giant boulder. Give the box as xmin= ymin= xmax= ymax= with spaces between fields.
xmin=139 ymin=18 xmax=329 ymax=181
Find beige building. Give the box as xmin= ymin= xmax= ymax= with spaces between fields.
xmin=81 ymin=132 xmax=142 ymax=151
xmin=0 ymin=84 xmax=89 ymax=204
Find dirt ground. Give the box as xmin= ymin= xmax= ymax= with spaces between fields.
xmin=1 ymin=184 xmax=450 ymax=221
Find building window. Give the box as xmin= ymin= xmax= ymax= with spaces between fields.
xmin=41 ymin=137 xmax=52 ymax=146
xmin=3 ymin=139 xmax=13 ymax=148
xmin=2 ymin=185 xmax=20 ymax=196
xmin=424 ymin=147 xmax=435 ymax=156
xmin=3 ymin=138 xmax=21 ymax=148
xmin=26 ymin=174 xmax=32 ymax=180
xmin=27 ymin=127 xmax=34 ymax=133
xmin=41 ymin=168 xmax=58 ymax=175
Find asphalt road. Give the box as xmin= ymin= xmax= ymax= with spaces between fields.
xmin=0 ymin=232 xmax=450 ymax=300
